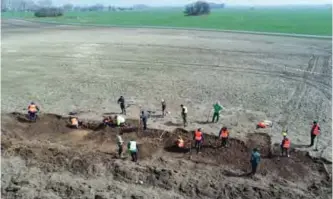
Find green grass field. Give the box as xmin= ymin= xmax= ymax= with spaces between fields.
xmin=2 ymin=8 xmax=332 ymax=35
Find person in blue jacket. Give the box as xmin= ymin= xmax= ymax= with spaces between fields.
xmin=250 ymin=148 xmax=261 ymax=176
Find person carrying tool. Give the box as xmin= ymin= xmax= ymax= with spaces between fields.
xmin=256 ymin=120 xmax=273 ymax=129
xmin=161 ymin=99 xmax=166 ymax=117
xmin=27 ymin=102 xmax=40 ymax=121
xmin=127 ymin=139 xmax=138 ymax=162
xmin=115 ymin=115 xmax=125 ymax=127
xmin=193 ymin=128 xmax=204 ymax=154
xmin=69 ymin=116 xmax=80 ymax=128
xmin=212 ymin=102 xmax=223 ymax=123
xmin=117 ymin=96 xmax=126 ymax=115
xmin=116 ymin=132 xmax=124 ymax=158
xmin=250 ymin=148 xmax=261 ymax=176
xmin=218 ymin=126 xmax=229 ymax=147
xmin=280 ymin=135 xmax=291 ymax=157
xmin=310 ymin=120 xmax=321 ymax=147
xmin=180 ymin=104 xmax=188 ymax=127
xmin=176 ymin=136 xmax=185 ymax=148
xmin=140 ymin=110 xmax=149 ymax=130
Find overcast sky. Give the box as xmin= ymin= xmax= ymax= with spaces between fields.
xmin=53 ymin=0 xmax=332 ymax=7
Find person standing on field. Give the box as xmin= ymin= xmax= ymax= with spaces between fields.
xmin=116 ymin=132 xmax=124 ymax=158
xmin=127 ymin=139 xmax=138 ymax=162
xmin=180 ymin=104 xmax=188 ymax=127
xmin=212 ymin=102 xmax=223 ymax=123
xmin=309 ymin=120 xmax=321 ymax=147
xmin=140 ymin=110 xmax=148 ymax=130
xmin=250 ymin=148 xmax=261 ymax=176
xmin=117 ymin=96 xmax=126 ymax=115
xmin=161 ymin=99 xmax=166 ymax=117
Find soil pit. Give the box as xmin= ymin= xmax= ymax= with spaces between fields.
xmin=1 ymin=113 xmax=332 ymax=199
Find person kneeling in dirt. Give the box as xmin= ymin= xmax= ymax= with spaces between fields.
xmin=256 ymin=120 xmax=273 ymax=129
xmin=103 ymin=116 xmax=113 ymax=127
xmin=115 ymin=115 xmax=126 ymax=127
xmin=27 ymin=102 xmax=40 ymax=121
xmin=219 ymin=127 xmax=229 ymax=147
xmin=69 ymin=116 xmax=81 ymax=129
xmin=117 ymin=132 xmax=124 ymax=158
xmin=250 ymin=148 xmax=261 ymax=176
xmin=280 ymin=135 xmax=291 ymax=157
xmin=194 ymin=128 xmax=204 ymax=154
xmin=176 ymin=136 xmax=185 ymax=148
xmin=128 ymin=139 xmax=138 ymax=162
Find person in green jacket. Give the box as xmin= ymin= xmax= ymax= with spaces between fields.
xmin=212 ymin=102 xmax=223 ymax=123
xmin=250 ymin=148 xmax=261 ymax=176
xmin=127 ymin=140 xmax=138 ymax=162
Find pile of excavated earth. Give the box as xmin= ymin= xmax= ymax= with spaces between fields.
xmin=1 ymin=113 xmax=332 ymax=199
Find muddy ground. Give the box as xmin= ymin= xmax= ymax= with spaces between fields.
xmin=1 ymin=113 xmax=332 ymax=199
xmin=1 ymin=19 xmax=332 ymax=198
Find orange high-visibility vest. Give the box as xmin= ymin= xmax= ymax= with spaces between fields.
xmin=312 ymin=125 xmax=320 ymax=135
xmin=220 ymin=130 xmax=229 ymax=138
xmin=283 ymin=139 xmax=291 ymax=148
xmin=71 ymin=118 xmax=78 ymax=125
xmin=257 ymin=122 xmax=266 ymax=128
xmin=28 ymin=105 xmax=37 ymax=112
xmin=195 ymin=130 xmax=202 ymax=141
xmin=178 ymin=139 xmax=184 ymax=148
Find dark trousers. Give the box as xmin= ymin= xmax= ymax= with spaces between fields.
xmin=280 ymin=147 xmax=289 ymax=156
xmin=28 ymin=111 xmax=36 ymax=121
xmin=251 ymin=163 xmax=258 ymax=175
xmin=182 ymin=113 xmax=187 ymax=127
xmin=162 ymin=105 xmax=166 ymax=116
xmin=131 ymin=151 xmax=137 ymax=162
xmin=310 ymin=134 xmax=317 ymax=146
xmin=120 ymin=103 xmax=126 ymax=115
xmin=118 ymin=144 xmax=123 ymax=157
xmin=195 ymin=140 xmax=202 ymax=154
xmin=212 ymin=112 xmax=219 ymax=123
xmin=142 ymin=118 xmax=147 ymax=130
xmin=221 ymin=138 xmax=228 ymax=147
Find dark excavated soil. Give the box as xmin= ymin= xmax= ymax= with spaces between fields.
xmin=1 ymin=113 xmax=332 ymax=199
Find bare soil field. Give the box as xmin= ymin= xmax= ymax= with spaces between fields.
xmin=1 ymin=19 xmax=332 ymax=198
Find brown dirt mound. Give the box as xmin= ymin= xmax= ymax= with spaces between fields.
xmin=1 ymin=112 xmax=332 ymax=199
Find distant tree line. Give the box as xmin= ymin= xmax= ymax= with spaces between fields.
xmin=184 ymin=1 xmax=224 ymax=16
xmin=1 ymin=0 xmax=147 ymax=13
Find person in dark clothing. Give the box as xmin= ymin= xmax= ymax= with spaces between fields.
xmin=161 ymin=99 xmax=166 ymax=117
xmin=310 ymin=120 xmax=321 ymax=147
xmin=180 ymin=104 xmax=188 ymax=127
xmin=140 ymin=111 xmax=148 ymax=130
xmin=250 ymin=148 xmax=261 ymax=176
xmin=117 ymin=96 xmax=126 ymax=115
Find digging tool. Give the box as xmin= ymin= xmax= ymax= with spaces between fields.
xmin=188 ymin=140 xmax=193 ymax=160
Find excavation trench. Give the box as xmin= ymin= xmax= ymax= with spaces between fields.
xmin=1 ymin=112 xmax=331 ymax=199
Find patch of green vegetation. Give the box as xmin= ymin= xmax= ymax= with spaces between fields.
xmin=2 ymin=8 xmax=332 ymax=35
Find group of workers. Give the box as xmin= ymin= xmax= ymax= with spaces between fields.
xmin=26 ymin=98 xmax=322 ymax=169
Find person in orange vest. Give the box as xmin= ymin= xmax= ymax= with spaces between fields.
xmin=27 ymin=102 xmax=40 ymax=121
xmin=280 ymin=135 xmax=291 ymax=157
xmin=256 ymin=120 xmax=273 ymax=129
xmin=218 ymin=127 xmax=229 ymax=147
xmin=176 ymin=136 xmax=185 ymax=148
xmin=193 ymin=128 xmax=204 ymax=154
xmin=310 ymin=120 xmax=321 ymax=147
xmin=69 ymin=116 xmax=79 ymax=129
